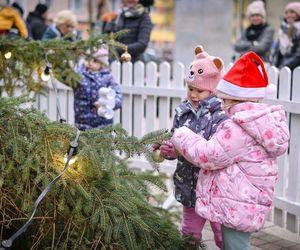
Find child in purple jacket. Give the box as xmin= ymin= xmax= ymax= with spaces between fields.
xmin=74 ymin=47 xmax=122 ymax=130
xmin=159 ymin=46 xmax=227 ymax=249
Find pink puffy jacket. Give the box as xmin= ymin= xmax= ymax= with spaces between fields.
xmin=170 ymin=102 xmax=289 ymax=232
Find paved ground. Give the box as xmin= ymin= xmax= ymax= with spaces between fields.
xmin=201 ymin=221 xmax=300 ymax=250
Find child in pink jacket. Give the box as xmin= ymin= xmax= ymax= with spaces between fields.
xmin=170 ymin=51 xmax=289 ymax=250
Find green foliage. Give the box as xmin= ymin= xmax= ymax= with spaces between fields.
xmin=0 ymin=97 xmax=187 ymax=249
xmin=0 ymin=32 xmax=126 ymax=97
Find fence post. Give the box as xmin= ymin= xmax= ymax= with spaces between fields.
xmin=285 ymin=68 xmax=300 ymax=233
xmin=273 ymin=67 xmax=292 ymax=227
xmin=121 ymin=62 xmax=133 ymax=135
xmin=171 ymin=62 xmax=185 ymax=117
xmin=133 ymin=61 xmax=145 ymax=138
xmin=145 ymin=62 xmax=158 ymax=133
xmin=158 ymin=62 xmax=171 ymax=130
xmin=111 ymin=61 xmax=121 ymax=125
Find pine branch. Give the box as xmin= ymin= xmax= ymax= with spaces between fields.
xmin=0 ymin=32 xmax=127 ymax=96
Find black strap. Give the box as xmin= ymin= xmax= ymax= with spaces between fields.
xmin=49 ymin=66 xmax=66 ymax=123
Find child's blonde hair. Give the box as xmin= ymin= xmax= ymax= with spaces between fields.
xmin=220 ymin=97 xmax=262 ymax=110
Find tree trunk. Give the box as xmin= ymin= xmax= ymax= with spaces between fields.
xmin=88 ymin=0 xmax=93 ymax=38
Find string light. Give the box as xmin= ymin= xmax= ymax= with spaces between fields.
xmin=64 ymin=154 xmax=77 ymax=165
xmin=63 ymin=139 xmax=79 ymax=165
xmin=41 ymin=65 xmax=51 ymax=81
xmin=4 ymin=51 xmax=12 ymax=59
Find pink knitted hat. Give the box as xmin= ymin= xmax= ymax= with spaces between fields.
xmin=185 ymin=45 xmax=224 ymax=92
xmin=93 ymin=47 xmax=109 ymax=65
xmin=285 ymin=2 xmax=300 ymax=16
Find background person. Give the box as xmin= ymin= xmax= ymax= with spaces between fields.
xmin=103 ymin=0 xmax=153 ymax=62
xmin=271 ymin=2 xmax=300 ymax=70
xmin=11 ymin=2 xmax=32 ymax=38
xmin=26 ymin=3 xmax=48 ymax=40
xmin=42 ymin=10 xmax=80 ymax=41
xmin=0 ymin=2 xmax=28 ymax=38
xmin=234 ymin=0 xmax=274 ymax=62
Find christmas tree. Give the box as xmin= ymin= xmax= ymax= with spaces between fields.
xmin=0 ymin=36 xmax=188 ymax=249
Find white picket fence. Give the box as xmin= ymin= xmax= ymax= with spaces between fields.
xmin=1 ymin=61 xmax=300 ymax=235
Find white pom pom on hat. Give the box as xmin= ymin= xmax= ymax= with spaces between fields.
xmin=216 ymin=51 xmax=275 ymax=101
xmin=266 ymin=83 xmax=277 ymax=97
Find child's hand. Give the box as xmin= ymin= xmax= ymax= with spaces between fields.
xmin=94 ymin=101 xmax=101 ymax=109
xmin=160 ymin=141 xmax=178 ymax=158
xmin=152 ymin=143 xmax=161 ymax=151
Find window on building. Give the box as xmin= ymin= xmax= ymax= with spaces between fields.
xmin=8 ymin=0 xmax=25 ymax=16
xmin=39 ymin=0 xmax=52 ymax=9
xmin=8 ymin=0 xmax=24 ymax=5
xmin=8 ymin=0 xmax=25 ymax=8
xmin=69 ymin=0 xmax=82 ymax=11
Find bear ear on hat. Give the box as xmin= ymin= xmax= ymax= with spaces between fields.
xmin=213 ymin=57 xmax=224 ymax=70
xmin=195 ymin=45 xmax=204 ymax=55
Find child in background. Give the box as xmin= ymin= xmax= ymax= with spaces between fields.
xmin=159 ymin=46 xmax=227 ymax=249
xmin=170 ymin=52 xmax=289 ymax=250
xmin=74 ymin=47 xmax=122 ymax=130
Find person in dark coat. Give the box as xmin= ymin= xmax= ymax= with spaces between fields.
xmin=271 ymin=2 xmax=300 ymax=70
xmin=103 ymin=0 xmax=153 ymax=62
xmin=26 ymin=3 xmax=48 ymax=40
xmin=234 ymin=0 xmax=274 ymax=62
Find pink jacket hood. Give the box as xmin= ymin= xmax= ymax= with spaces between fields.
xmin=229 ymin=102 xmax=289 ymax=157
xmin=170 ymin=102 xmax=289 ymax=232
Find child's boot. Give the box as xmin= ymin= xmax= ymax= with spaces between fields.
xmin=195 ymin=239 xmax=207 ymax=250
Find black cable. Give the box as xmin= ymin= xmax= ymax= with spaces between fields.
xmin=0 ymin=129 xmax=80 ymax=249
xmin=50 ymin=73 xmax=66 ymax=123
xmin=45 ymin=53 xmax=66 ymax=124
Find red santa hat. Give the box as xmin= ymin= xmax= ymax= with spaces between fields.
xmin=216 ymin=52 xmax=276 ymax=101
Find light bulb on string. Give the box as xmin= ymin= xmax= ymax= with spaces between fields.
xmin=4 ymin=51 xmax=12 ymax=59
xmin=41 ymin=65 xmax=51 ymax=81
xmin=63 ymin=139 xmax=79 ymax=165
xmin=64 ymin=154 xmax=77 ymax=165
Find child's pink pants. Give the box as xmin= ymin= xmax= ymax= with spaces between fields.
xmin=181 ymin=206 xmax=222 ymax=249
